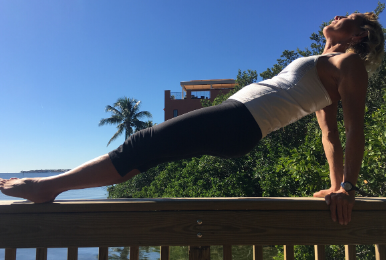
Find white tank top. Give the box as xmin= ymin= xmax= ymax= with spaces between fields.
xmin=228 ymin=53 xmax=341 ymax=137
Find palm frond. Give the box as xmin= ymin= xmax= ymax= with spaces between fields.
xmin=101 ymin=96 xmax=153 ymax=144
xmin=135 ymin=110 xmax=152 ymax=119
xmin=134 ymin=120 xmax=153 ymax=132
xmin=105 ymin=105 xmax=122 ymax=116
xmin=99 ymin=114 xmax=123 ymax=126
xmin=107 ymin=124 xmax=125 ymax=146
xmin=133 ymin=100 xmax=141 ymax=110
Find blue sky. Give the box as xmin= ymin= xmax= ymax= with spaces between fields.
xmin=1 ymin=0 xmax=384 ymax=172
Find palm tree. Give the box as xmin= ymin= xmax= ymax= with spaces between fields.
xmin=99 ymin=97 xmax=152 ymax=146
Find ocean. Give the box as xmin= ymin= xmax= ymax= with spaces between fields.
xmin=0 ymin=172 xmax=161 ymax=260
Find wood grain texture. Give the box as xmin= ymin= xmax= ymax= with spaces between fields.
xmin=1 ymin=197 xmax=386 ymax=213
xmin=376 ymin=244 xmax=386 ymax=260
xmin=314 ymin=245 xmax=326 ymax=260
xmin=98 ymin=247 xmax=108 ymax=260
xmin=284 ymin=245 xmax=294 ymax=260
xmin=189 ymin=246 xmax=210 ymax=260
xmin=1 ymin=210 xmax=386 ymax=248
xmin=345 ymin=245 xmax=356 ymax=260
xmin=253 ymin=245 xmax=263 ymax=260
xmin=67 ymin=247 xmax=78 ymax=260
xmin=36 ymin=248 xmax=47 ymax=260
xmin=130 ymin=246 xmax=139 ymax=260
xmin=4 ymin=248 xmax=16 ymax=260
xmin=223 ymin=245 xmax=231 ymax=260
xmin=160 ymin=246 xmax=170 ymax=260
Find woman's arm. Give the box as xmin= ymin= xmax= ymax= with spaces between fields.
xmin=315 ymin=103 xmax=344 ymax=192
xmin=338 ymin=54 xmax=367 ymax=188
xmin=315 ymin=53 xmax=368 ymax=225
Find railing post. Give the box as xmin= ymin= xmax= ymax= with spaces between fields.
xmin=314 ymin=245 xmax=325 ymax=260
xmin=189 ymin=246 xmax=210 ymax=260
xmin=253 ymin=245 xmax=263 ymax=260
xmin=345 ymin=245 xmax=356 ymax=260
xmin=284 ymin=245 xmax=294 ymax=260
xmin=376 ymin=244 xmax=386 ymax=260
xmin=67 ymin=247 xmax=78 ymax=260
xmin=5 ymin=248 xmax=16 ymax=260
xmin=130 ymin=246 xmax=139 ymax=260
xmin=36 ymin=248 xmax=47 ymax=260
xmin=223 ymin=245 xmax=232 ymax=260
xmin=160 ymin=246 xmax=170 ymax=260
xmin=98 ymin=247 xmax=108 ymax=260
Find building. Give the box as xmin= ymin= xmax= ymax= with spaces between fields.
xmin=164 ymin=79 xmax=236 ymax=121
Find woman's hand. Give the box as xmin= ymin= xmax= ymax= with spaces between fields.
xmin=315 ymin=188 xmax=355 ymax=225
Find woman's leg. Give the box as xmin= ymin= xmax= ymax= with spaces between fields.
xmin=0 ymin=100 xmax=261 ymax=203
xmin=109 ymin=99 xmax=262 ymax=176
xmin=0 ymin=154 xmax=137 ymax=203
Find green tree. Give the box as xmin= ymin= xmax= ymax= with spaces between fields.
xmin=99 ymin=97 xmax=152 ymax=146
xmin=140 ymin=120 xmax=157 ymax=129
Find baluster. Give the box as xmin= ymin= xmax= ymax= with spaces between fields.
xmin=314 ymin=245 xmax=325 ymax=260
xmin=223 ymin=245 xmax=232 ymax=260
xmin=345 ymin=245 xmax=356 ymax=260
xmin=5 ymin=248 xmax=16 ymax=260
xmin=98 ymin=247 xmax=108 ymax=260
xmin=160 ymin=246 xmax=170 ymax=260
xmin=284 ymin=245 xmax=294 ymax=260
xmin=130 ymin=246 xmax=139 ymax=260
xmin=253 ymin=245 xmax=263 ymax=260
xmin=376 ymin=244 xmax=386 ymax=260
xmin=67 ymin=247 xmax=78 ymax=260
xmin=36 ymin=248 xmax=47 ymax=260
xmin=189 ymin=246 xmax=210 ymax=260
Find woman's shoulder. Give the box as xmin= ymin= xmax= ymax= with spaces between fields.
xmin=329 ymin=52 xmax=365 ymax=68
xmin=327 ymin=52 xmax=367 ymax=79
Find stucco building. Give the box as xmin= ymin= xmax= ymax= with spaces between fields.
xmin=164 ymin=79 xmax=236 ymax=121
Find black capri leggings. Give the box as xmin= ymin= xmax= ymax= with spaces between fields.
xmin=108 ymin=99 xmax=262 ymax=177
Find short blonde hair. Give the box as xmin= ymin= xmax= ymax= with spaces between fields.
xmin=347 ymin=12 xmax=384 ymax=77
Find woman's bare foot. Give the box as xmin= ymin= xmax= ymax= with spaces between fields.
xmin=0 ymin=155 xmax=137 ymax=203
xmin=313 ymin=188 xmax=340 ymax=198
xmin=0 ymin=178 xmax=59 ymax=203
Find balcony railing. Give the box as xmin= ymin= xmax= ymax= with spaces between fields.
xmin=170 ymin=92 xmax=185 ymax=100
xmin=169 ymin=92 xmax=210 ymax=100
xmin=1 ymin=197 xmax=386 ymax=260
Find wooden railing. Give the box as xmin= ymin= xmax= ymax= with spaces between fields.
xmin=1 ymin=197 xmax=386 ymax=260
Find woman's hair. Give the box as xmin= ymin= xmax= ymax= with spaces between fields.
xmin=347 ymin=12 xmax=385 ymax=77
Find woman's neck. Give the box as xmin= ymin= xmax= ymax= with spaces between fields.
xmin=323 ymin=38 xmax=350 ymax=54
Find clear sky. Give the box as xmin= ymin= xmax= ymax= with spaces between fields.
xmin=1 ymin=0 xmax=384 ymax=173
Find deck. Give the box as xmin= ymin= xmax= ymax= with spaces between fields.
xmin=1 ymin=197 xmax=386 ymax=260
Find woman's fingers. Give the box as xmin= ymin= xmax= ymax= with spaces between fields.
xmin=328 ymin=194 xmax=337 ymax=222
xmin=336 ymin=202 xmax=344 ymax=225
xmin=328 ymin=192 xmax=355 ymax=225
xmin=342 ymin=201 xmax=348 ymax=225
xmin=348 ymin=203 xmax=354 ymax=223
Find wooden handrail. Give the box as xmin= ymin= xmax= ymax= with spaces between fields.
xmin=1 ymin=197 xmax=386 ymax=259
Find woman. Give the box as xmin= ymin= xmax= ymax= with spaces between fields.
xmin=1 ymin=12 xmax=384 ymax=226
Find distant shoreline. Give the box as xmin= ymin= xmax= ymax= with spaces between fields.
xmin=20 ymin=169 xmax=71 ymax=173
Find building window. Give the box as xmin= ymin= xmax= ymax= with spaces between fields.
xmin=173 ymin=109 xmax=178 ymax=117
xmin=191 ymin=91 xmax=210 ymax=99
